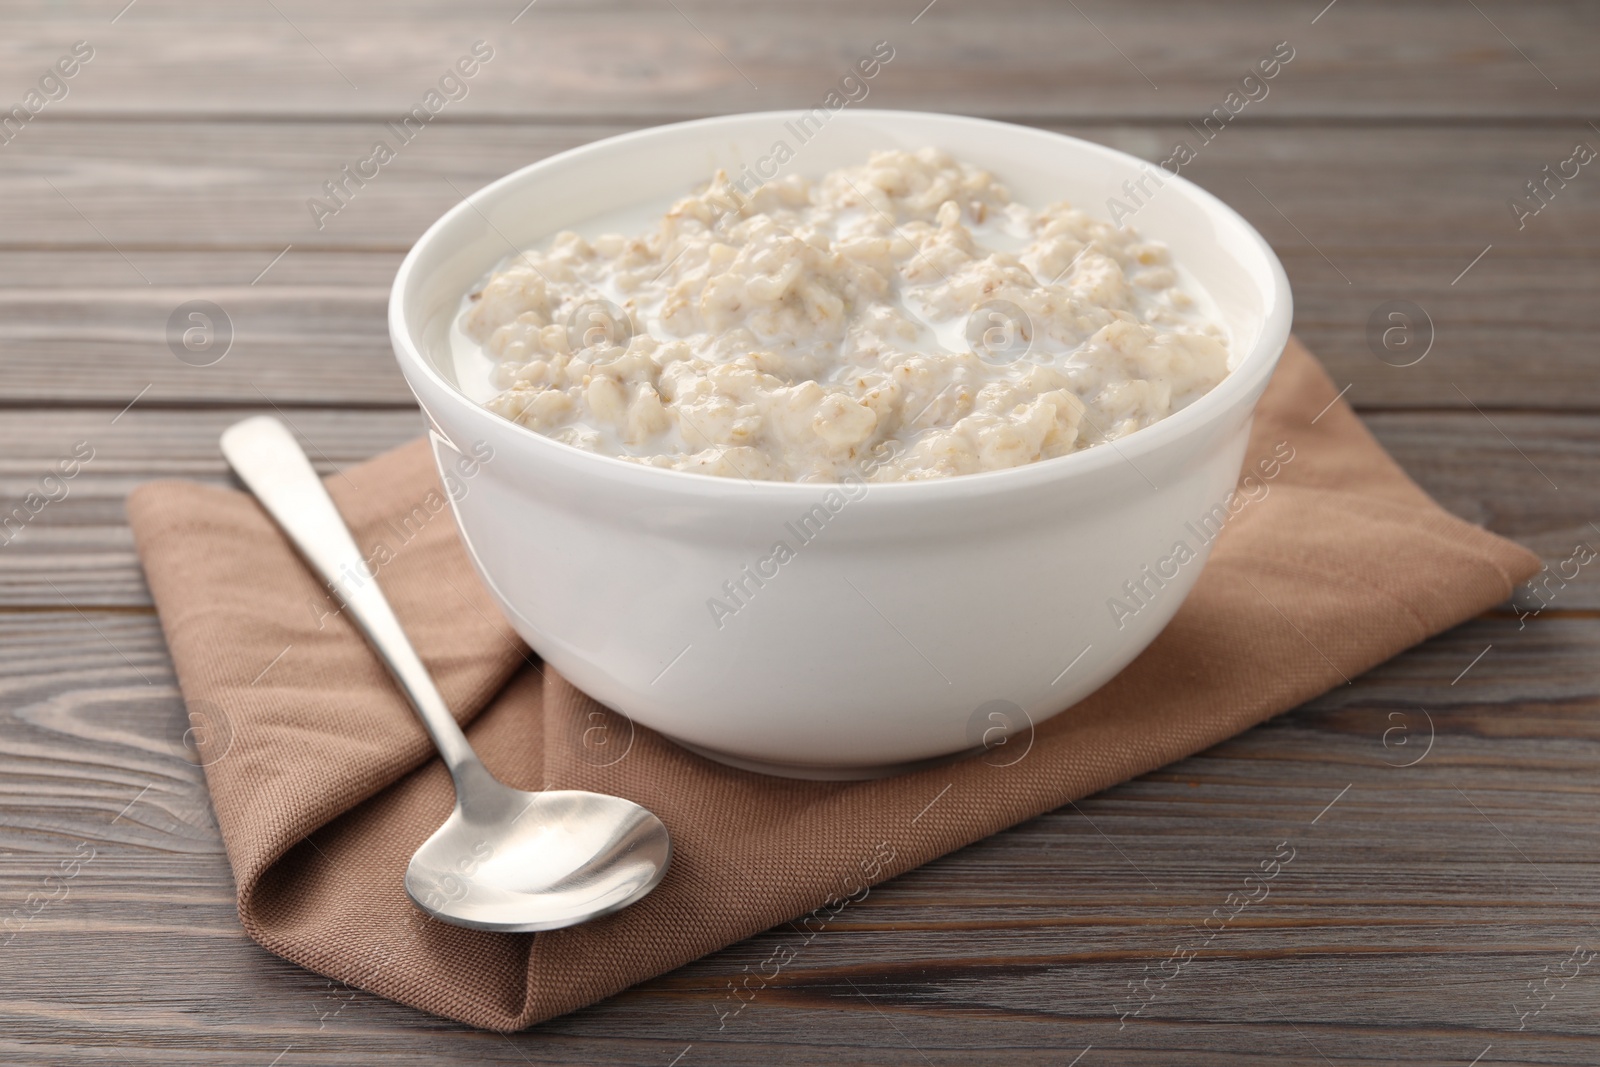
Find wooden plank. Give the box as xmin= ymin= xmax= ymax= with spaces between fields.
xmin=5 ymin=250 xmax=1592 ymax=412
xmin=0 ymin=0 xmax=1590 ymax=120
xmin=0 ymin=407 xmax=1593 ymax=612
xmin=0 ymin=122 xmax=603 ymax=252
xmin=6 ymin=122 xmax=1596 ymax=252
xmin=1 ymin=610 xmax=1596 ymax=1062
xmin=0 ymin=123 xmax=1596 ymax=410
xmin=0 ymin=409 xmax=426 ymax=607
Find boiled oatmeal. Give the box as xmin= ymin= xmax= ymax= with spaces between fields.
xmin=458 ymin=148 xmax=1230 ymax=482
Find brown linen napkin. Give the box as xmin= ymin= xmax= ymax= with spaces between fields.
xmin=127 ymin=338 xmax=1538 ymax=1030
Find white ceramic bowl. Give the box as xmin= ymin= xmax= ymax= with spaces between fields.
xmin=390 ymin=110 xmax=1292 ymax=778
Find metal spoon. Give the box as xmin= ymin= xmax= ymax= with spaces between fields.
xmin=220 ymin=416 xmax=671 ymax=932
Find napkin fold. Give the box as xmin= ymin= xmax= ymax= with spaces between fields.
xmin=126 ymin=338 xmax=1538 ymax=1030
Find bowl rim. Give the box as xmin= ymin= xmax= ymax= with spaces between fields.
xmin=389 ymin=108 xmax=1293 ymax=501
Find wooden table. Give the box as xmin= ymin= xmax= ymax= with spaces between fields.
xmin=2 ymin=2 xmax=1596 ymax=1063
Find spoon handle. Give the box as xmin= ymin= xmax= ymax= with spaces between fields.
xmin=220 ymin=415 xmax=483 ymax=778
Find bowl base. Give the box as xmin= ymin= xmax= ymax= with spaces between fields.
xmin=671 ymin=737 xmax=976 ymax=781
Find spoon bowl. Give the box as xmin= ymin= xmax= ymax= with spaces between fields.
xmin=406 ymin=778 xmax=671 ymax=932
